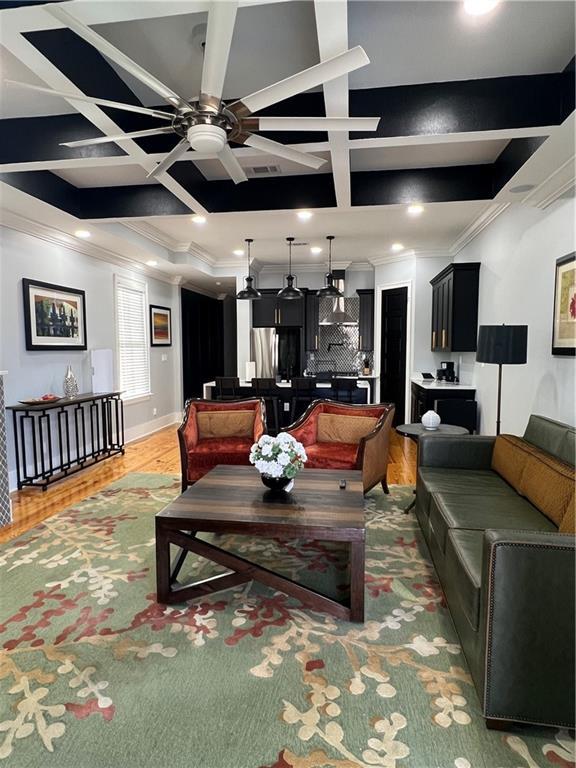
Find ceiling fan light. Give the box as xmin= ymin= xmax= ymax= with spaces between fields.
xmin=236 ymin=276 xmax=262 ymax=300
xmin=187 ymin=124 xmax=226 ymax=153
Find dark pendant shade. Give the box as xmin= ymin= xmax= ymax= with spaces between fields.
xmin=476 ymin=325 xmax=528 ymax=364
xmin=278 ymin=237 xmax=303 ymax=300
xmin=236 ymin=276 xmax=261 ymax=300
xmin=317 ymin=273 xmax=343 ymax=298
xmin=236 ymin=238 xmax=261 ymax=301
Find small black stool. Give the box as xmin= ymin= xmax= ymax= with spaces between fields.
xmin=290 ymin=377 xmax=317 ymax=422
xmin=251 ymin=378 xmax=280 ymax=434
xmin=215 ymin=377 xmax=240 ymax=401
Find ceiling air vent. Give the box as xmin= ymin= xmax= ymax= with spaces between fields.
xmin=248 ymin=165 xmax=281 ymax=176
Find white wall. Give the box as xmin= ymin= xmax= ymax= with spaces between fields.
xmin=0 ymin=227 xmax=183 ymax=487
xmin=454 ymin=198 xmax=575 ymax=435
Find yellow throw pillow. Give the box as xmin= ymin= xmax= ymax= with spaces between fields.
xmin=491 ymin=435 xmax=530 ymax=493
xmin=520 ymin=452 xmax=575 ymax=528
xmin=317 ymin=413 xmax=378 ymax=445
xmin=197 ymin=410 xmax=254 ymax=439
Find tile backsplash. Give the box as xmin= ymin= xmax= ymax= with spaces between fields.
xmin=305 ymin=297 xmax=374 ymax=375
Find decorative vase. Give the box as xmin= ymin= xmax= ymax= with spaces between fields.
xmin=63 ymin=364 xmax=79 ymax=399
xmin=421 ymin=410 xmax=441 ymax=431
xmin=261 ymin=474 xmax=294 ymax=493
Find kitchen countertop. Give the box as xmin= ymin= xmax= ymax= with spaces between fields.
xmin=411 ymin=376 xmax=475 ymax=391
xmin=204 ymin=379 xmax=370 ymax=390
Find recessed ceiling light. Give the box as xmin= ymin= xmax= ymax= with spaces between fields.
xmin=463 ymin=0 xmax=499 ymax=15
xmin=191 ymin=214 xmax=206 ymax=224
xmin=233 ymin=249 xmax=245 ymax=257
xmin=509 ymin=184 xmax=536 ymax=194
xmin=391 ymin=243 xmax=405 ymax=252
xmin=297 ymin=210 xmax=313 ymax=221
xmin=310 ymin=246 xmax=323 ymax=255
xmin=74 ymin=229 xmax=91 ymax=239
xmin=146 ymin=260 xmax=158 ymax=267
xmin=407 ymin=204 xmax=424 ymax=216
xmin=216 ymin=281 xmax=222 ymax=286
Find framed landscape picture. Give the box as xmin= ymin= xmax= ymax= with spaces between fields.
xmin=23 ymin=279 xmax=87 ymax=351
xmin=552 ymin=253 xmax=576 ymax=356
xmin=150 ymin=305 xmax=172 ymax=346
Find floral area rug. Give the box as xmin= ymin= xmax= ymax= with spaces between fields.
xmin=0 ymin=473 xmax=573 ymax=768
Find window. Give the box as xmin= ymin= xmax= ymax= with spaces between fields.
xmin=115 ymin=275 xmax=150 ymax=400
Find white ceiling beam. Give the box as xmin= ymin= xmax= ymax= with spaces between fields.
xmin=314 ymin=0 xmax=351 ymax=208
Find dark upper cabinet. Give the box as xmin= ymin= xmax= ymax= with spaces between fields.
xmin=357 ymin=289 xmax=374 ymax=351
xmin=251 ymin=290 xmax=304 ymax=328
xmin=251 ymin=292 xmax=277 ymax=327
xmin=305 ymin=291 xmax=319 ymax=351
xmin=430 ymin=263 xmax=480 ymax=352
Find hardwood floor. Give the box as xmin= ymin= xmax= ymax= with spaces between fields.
xmin=1 ymin=426 xmax=416 ymax=544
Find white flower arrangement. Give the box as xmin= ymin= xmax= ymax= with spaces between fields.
xmin=249 ymin=432 xmax=307 ymax=479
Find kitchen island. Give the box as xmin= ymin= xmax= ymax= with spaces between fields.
xmin=203 ymin=377 xmax=373 ymax=430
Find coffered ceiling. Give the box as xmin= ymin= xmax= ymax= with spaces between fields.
xmin=0 ymin=0 xmax=574 ymax=294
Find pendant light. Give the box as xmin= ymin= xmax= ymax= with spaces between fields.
xmin=317 ymin=235 xmax=343 ymax=298
xmin=236 ymin=238 xmax=261 ymax=300
xmin=277 ymin=236 xmax=303 ymax=300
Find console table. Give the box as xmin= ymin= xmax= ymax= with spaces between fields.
xmin=7 ymin=392 xmax=124 ymax=491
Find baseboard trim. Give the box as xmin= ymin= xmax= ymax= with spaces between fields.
xmin=7 ymin=412 xmax=182 ymax=492
xmin=124 ymin=411 xmax=182 ymax=444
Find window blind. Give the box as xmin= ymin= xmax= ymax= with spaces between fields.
xmin=115 ymin=278 xmax=150 ymax=399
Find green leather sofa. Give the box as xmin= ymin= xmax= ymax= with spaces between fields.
xmin=415 ymin=414 xmax=575 ymax=730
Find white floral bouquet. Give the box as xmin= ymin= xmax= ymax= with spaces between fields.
xmin=249 ymin=432 xmax=307 ymax=479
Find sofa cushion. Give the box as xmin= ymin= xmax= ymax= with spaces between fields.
xmin=524 ymin=414 xmax=576 ymax=466
xmin=197 ymin=411 xmax=254 ymax=439
xmin=520 ymin=452 xmax=575 ymax=528
xmin=559 ymin=494 xmax=575 ymax=534
xmin=491 ymin=435 xmax=530 ymax=492
xmin=304 ymin=441 xmax=358 ymax=470
xmin=417 ymin=467 xmax=516 ymax=517
xmin=445 ymin=529 xmax=484 ymax=631
xmin=429 ymin=492 xmax=557 ymax=554
xmin=190 ymin=437 xmax=253 ymax=466
xmin=317 ymin=413 xmax=378 ymax=444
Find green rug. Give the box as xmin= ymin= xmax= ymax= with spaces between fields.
xmin=0 ymin=473 xmax=573 ymax=768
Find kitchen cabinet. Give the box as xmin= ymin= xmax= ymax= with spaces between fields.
xmin=305 ymin=291 xmax=319 ymax=351
xmin=251 ymin=290 xmax=304 ymax=328
xmin=430 ymin=263 xmax=480 ymax=352
xmin=357 ymin=289 xmax=374 ymax=351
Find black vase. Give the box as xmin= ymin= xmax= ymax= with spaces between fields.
xmin=260 ymin=474 xmax=292 ymax=492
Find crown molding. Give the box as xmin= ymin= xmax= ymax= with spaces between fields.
xmin=345 ymin=262 xmax=374 ymax=272
xmin=449 ymin=203 xmax=510 ymax=255
xmin=1 ymin=210 xmax=177 ymax=285
xmin=521 ymin=155 xmax=576 ymax=210
xmin=369 ymin=250 xmax=417 ymax=266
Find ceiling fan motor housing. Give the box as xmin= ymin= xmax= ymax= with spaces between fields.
xmin=187 ymin=123 xmax=227 ymax=153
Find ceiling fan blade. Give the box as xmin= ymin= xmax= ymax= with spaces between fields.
xmin=217 ymin=145 xmax=248 ymax=184
xmin=146 ymin=138 xmax=190 ymax=179
xmin=232 ymin=46 xmax=369 ymax=116
xmin=200 ymin=1 xmax=238 ymax=104
xmin=243 ymin=135 xmax=327 ymax=170
xmin=255 ymin=117 xmax=380 ymax=132
xmin=4 ymin=81 xmax=174 ymax=121
xmin=46 ymin=5 xmax=188 ymax=109
xmin=60 ymin=127 xmax=174 ymax=148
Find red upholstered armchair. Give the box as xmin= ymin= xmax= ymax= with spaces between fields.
xmin=286 ymin=400 xmax=395 ymax=494
xmin=178 ymin=398 xmax=266 ymax=491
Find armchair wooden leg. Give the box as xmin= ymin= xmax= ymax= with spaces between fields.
xmin=381 ymin=479 xmax=390 ymax=494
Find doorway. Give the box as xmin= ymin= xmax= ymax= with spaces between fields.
xmin=380 ymin=287 xmax=408 ymax=426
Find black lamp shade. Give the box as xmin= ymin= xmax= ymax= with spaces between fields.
xmin=236 ymin=276 xmax=261 ymax=300
xmin=476 ymin=325 xmax=528 ymax=364
xmin=278 ymin=275 xmax=303 ymax=300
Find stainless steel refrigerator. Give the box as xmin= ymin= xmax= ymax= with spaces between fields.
xmin=252 ymin=327 xmax=301 ymax=380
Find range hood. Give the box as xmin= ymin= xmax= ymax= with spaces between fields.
xmin=319 ymin=277 xmax=357 ymax=326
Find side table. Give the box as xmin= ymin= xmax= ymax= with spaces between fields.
xmin=396 ymin=423 xmax=469 ymax=512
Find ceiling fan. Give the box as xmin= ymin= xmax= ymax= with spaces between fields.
xmin=6 ymin=2 xmax=381 ymax=184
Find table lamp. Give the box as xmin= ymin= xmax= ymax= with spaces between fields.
xmin=476 ymin=324 xmax=528 ymax=435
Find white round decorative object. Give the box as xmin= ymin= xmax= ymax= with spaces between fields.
xmin=421 ymin=410 xmax=441 ymax=431
xmin=187 ymin=124 xmax=227 ymax=153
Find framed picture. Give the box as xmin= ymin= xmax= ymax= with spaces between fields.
xmin=150 ymin=305 xmax=172 ymax=347
xmin=22 ymin=278 xmax=87 ymax=351
xmin=552 ymin=253 xmax=576 ymax=356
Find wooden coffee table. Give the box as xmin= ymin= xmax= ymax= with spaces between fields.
xmin=155 ymin=465 xmax=366 ymax=622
